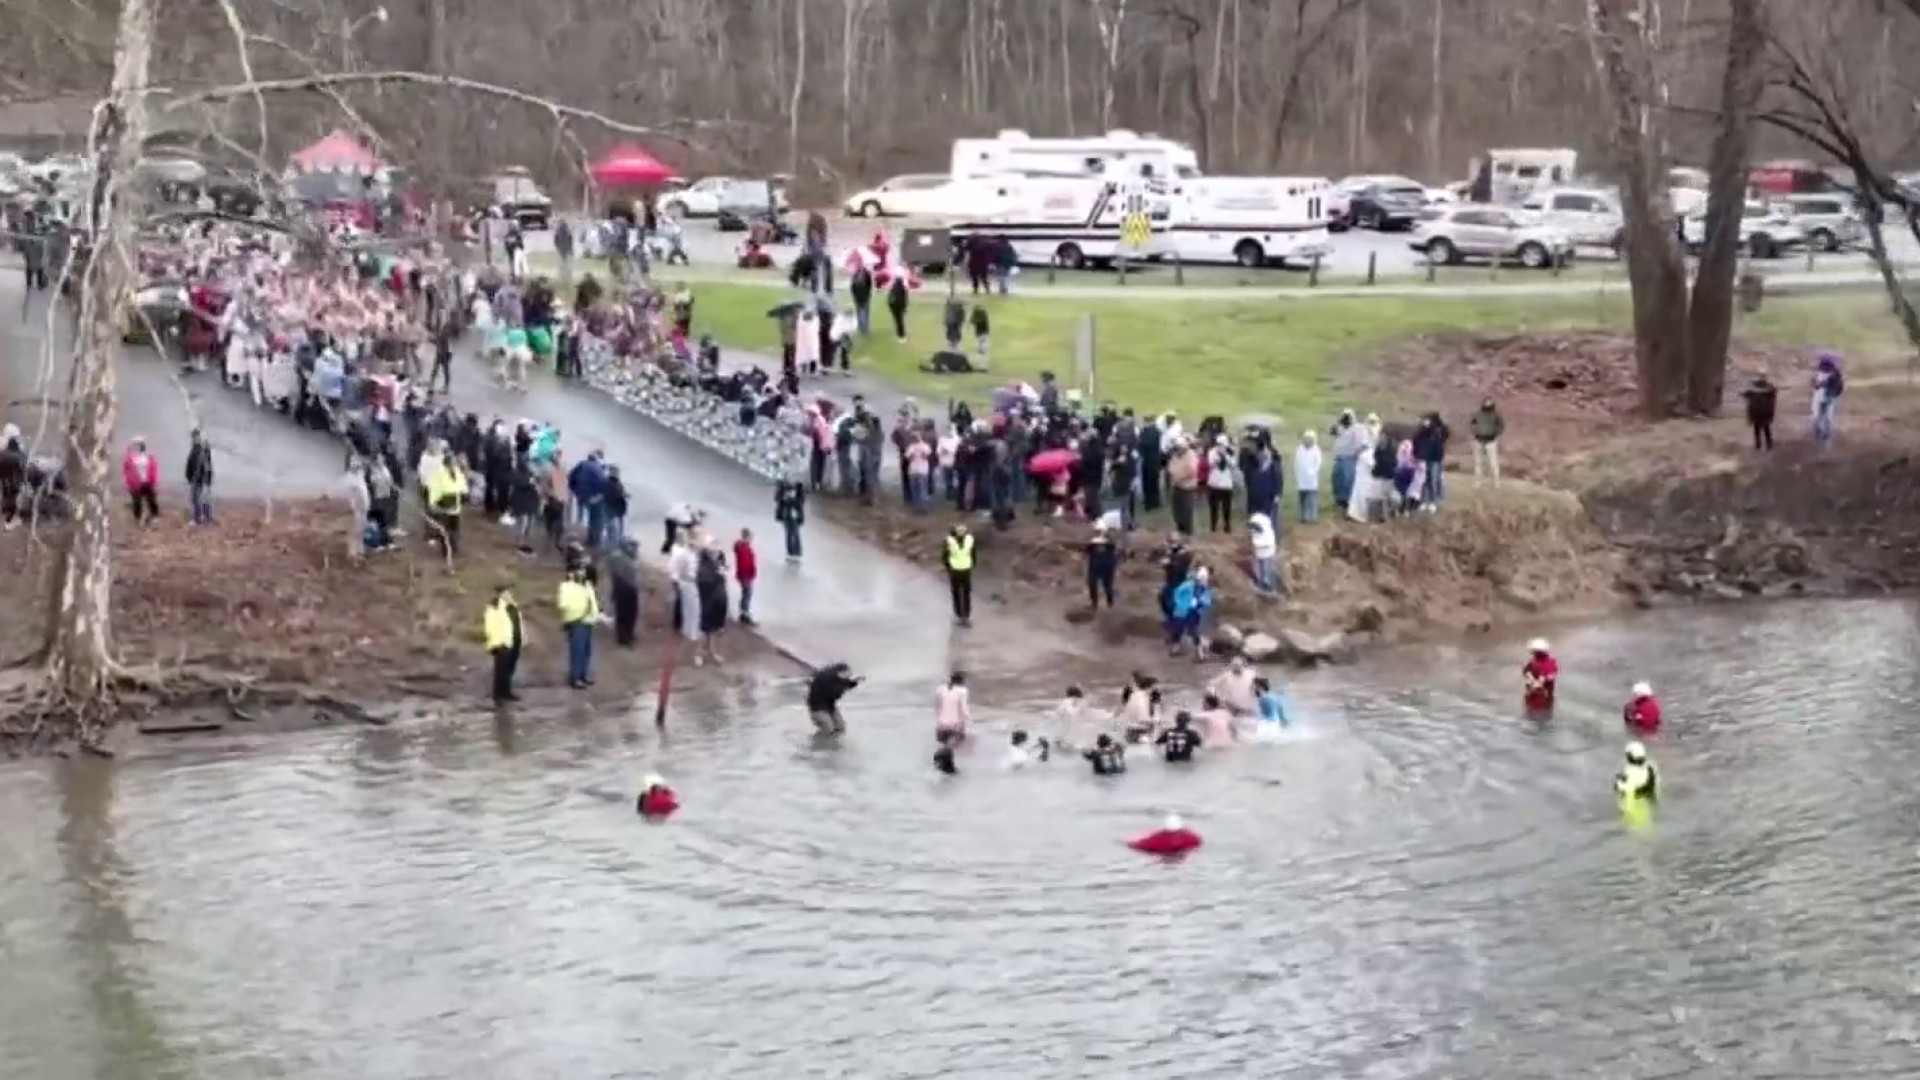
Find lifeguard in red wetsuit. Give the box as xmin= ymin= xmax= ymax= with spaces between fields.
xmin=1522 ymin=638 xmax=1558 ymax=714
xmin=636 ymin=773 xmax=679 ymax=819
xmin=1129 ymin=815 xmax=1202 ymax=857
xmin=1624 ymin=682 xmax=1662 ymax=734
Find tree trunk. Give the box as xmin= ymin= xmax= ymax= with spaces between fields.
xmin=1586 ymin=0 xmax=1691 ymax=417
xmin=44 ymin=0 xmax=154 ymax=742
xmin=1681 ymin=0 xmax=1766 ymax=416
xmin=787 ymin=0 xmax=807 ymax=177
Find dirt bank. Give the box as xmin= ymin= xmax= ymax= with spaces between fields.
xmin=0 ymin=499 xmax=777 ymax=744
xmin=814 ymin=329 xmax=1919 ymax=665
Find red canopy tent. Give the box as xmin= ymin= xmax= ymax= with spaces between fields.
xmin=291 ymin=130 xmax=379 ymax=174
xmin=590 ymin=144 xmax=679 ymax=186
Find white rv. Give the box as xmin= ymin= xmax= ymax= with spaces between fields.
xmin=1167 ymin=177 xmax=1333 ymax=267
xmin=950 ymin=129 xmax=1200 ymax=183
xmin=946 ymin=174 xmax=1173 ymax=270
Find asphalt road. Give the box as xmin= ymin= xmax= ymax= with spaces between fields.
xmin=517 ymin=210 xmax=1920 ymax=282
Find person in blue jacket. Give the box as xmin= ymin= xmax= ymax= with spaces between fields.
xmin=1168 ymin=566 xmax=1213 ymax=658
xmin=1253 ymin=676 xmax=1291 ymax=728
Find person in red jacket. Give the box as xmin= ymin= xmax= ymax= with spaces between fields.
xmin=636 ymin=773 xmax=679 ymax=818
xmin=1522 ymin=637 xmax=1558 ymax=715
xmin=121 ymin=438 xmax=160 ymax=524
xmin=1128 ymin=814 xmax=1202 ymax=857
xmin=1624 ymin=681 xmax=1661 ymax=734
xmin=732 ymin=527 xmax=759 ymax=627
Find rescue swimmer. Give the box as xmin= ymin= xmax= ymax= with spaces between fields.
xmin=1615 ymin=741 xmax=1659 ymax=802
xmin=1624 ymin=681 xmax=1662 ymax=734
xmin=1522 ymin=638 xmax=1558 ymax=716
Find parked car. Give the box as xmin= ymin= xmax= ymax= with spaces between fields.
xmin=1333 ymin=176 xmax=1427 ymax=231
xmin=1680 ymin=200 xmax=1806 ymax=259
xmin=711 ymin=178 xmax=793 ymax=231
xmin=1779 ymin=193 xmax=1861 ymax=252
xmin=661 ymin=177 xmax=734 ymax=218
xmin=1409 ymin=205 xmax=1574 ymax=268
xmin=27 ymin=154 xmax=86 ymax=185
xmin=1517 ymin=186 xmax=1625 ymax=253
xmin=842 ymin=174 xmax=953 ymax=218
xmin=490 ymin=167 xmax=551 ymax=230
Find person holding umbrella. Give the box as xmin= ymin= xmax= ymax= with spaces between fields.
xmin=943 ymin=522 xmax=977 ymax=627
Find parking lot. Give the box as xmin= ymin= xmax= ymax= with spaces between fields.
xmin=520 ymin=210 xmax=1920 ymax=282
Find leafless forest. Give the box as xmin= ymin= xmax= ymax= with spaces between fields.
xmin=5 ymin=0 xmax=1920 ymax=196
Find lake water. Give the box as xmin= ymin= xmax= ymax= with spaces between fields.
xmin=4 ymin=600 xmax=1919 ymax=1080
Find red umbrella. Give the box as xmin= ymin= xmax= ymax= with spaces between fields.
xmin=590 ymin=144 xmax=680 ymax=186
xmin=1027 ymin=448 xmax=1077 ymax=477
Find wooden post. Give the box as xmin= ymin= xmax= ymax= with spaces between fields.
xmin=1365 ymin=251 xmax=1377 ymax=285
xmin=1174 ymin=251 xmax=1185 ymax=286
xmin=1309 ymin=253 xmax=1321 ymax=287
xmin=1426 ymin=256 xmax=1438 ymax=283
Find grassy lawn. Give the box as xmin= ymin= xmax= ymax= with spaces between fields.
xmin=680 ymin=279 xmax=1905 ymax=427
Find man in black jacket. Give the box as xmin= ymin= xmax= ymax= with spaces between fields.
xmin=185 ymin=428 xmax=215 ymax=525
xmin=1742 ymin=375 xmax=1778 ymax=450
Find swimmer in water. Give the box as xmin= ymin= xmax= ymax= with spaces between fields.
xmin=1155 ymin=711 xmax=1204 ymax=763
xmin=934 ymin=670 xmax=972 ymax=742
xmin=1253 ymin=676 xmax=1292 ymax=728
xmin=1118 ymin=672 xmax=1163 ymax=744
xmin=1084 ymin=733 xmax=1127 ymax=775
xmin=1209 ymin=657 xmax=1259 ymax=715
xmin=1052 ymin=685 xmax=1087 ymax=723
xmin=1006 ymin=729 xmax=1053 ymax=768
xmin=933 ymin=730 xmax=959 ymax=774
xmin=1615 ymin=741 xmax=1659 ymax=801
xmin=1194 ymin=693 xmax=1238 ymax=745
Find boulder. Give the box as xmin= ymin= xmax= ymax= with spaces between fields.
xmin=1213 ymin=624 xmax=1246 ymax=654
xmin=1316 ymin=631 xmax=1361 ymax=665
xmin=1705 ymin=581 xmax=1746 ymax=601
xmin=1241 ymin=632 xmax=1282 ymax=662
xmin=1345 ymin=602 xmax=1386 ymax=634
xmin=1274 ymin=627 xmax=1333 ymax=667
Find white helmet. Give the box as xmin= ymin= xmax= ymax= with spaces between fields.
xmin=1164 ymin=814 xmax=1184 ymax=831
xmin=643 ymin=772 xmax=665 ymax=789
xmin=1632 ymin=681 xmax=1652 ymax=698
xmin=1624 ymin=742 xmax=1647 ymax=764
xmin=1528 ymin=638 xmax=1550 ymax=654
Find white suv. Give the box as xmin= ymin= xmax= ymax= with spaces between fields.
xmin=1779 ymin=194 xmax=1862 ymax=252
xmin=1680 ymin=201 xmax=1807 ymax=259
xmin=1410 ymin=206 xmax=1575 ymax=269
xmin=842 ymin=174 xmax=952 ymax=218
xmin=1518 ymin=187 xmax=1625 ymax=253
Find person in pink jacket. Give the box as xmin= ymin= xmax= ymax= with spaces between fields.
xmin=122 ymin=439 xmax=160 ymax=523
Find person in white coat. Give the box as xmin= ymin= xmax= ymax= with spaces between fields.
xmin=1294 ymin=431 xmax=1323 ymax=523
xmin=1249 ymin=512 xmax=1280 ymax=595
xmin=1347 ymin=413 xmax=1383 ymax=524
xmin=795 ymin=306 xmax=821 ymax=376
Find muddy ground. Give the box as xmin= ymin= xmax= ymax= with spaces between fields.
xmin=0 ymin=498 xmax=778 ymax=743
xmin=814 ymin=329 xmax=1920 ymax=665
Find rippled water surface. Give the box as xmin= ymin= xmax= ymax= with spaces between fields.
xmin=5 ymin=600 xmax=1920 ymax=1080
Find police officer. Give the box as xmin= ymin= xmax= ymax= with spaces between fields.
xmin=482 ymin=584 xmax=524 ymax=704
xmin=943 ymin=522 xmax=976 ymax=627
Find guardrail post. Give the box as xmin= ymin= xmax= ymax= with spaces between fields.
xmin=1047 ymin=255 xmax=1058 ymax=285
xmin=1426 ymin=256 xmax=1438 ymax=283
xmin=1174 ymin=252 xmax=1185 ymax=286
xmin=1118 ymin=255 xmax=1129 ymax=285
xmin=1805 ymin=247 xmax=1815 ymax=272
xmin=1365 ymin=251 xmax=1377 ymax=285
xmin=1309 ymin=253 xmax=1321 ymax=287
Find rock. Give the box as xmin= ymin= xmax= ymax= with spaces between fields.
xmin=1241 ymin=632 xmax=1282 ymax=662
xmin=1213 ymin=624 xmax=1246 ymax=653
xmin=1345 ymin=603 xmax=1386 ymax=634
xmin=1274 ymin=627 xmax=1333 ymax=667
xmin=1705 ymin=581 xmax=1746 ymax=601
xmin=1316 ymin=631 xmax=1361 ymax=665
xmin=1736 ymin=578 xmax=1763 ymax=595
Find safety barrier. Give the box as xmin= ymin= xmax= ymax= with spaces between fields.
xmin=577 ymin=337 xmax=809 ymax=483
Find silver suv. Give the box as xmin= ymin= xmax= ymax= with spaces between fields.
xmin=1410 ymin=205 xmax=1575 ymax=269
xmin=1780 ymin=194 xmax=1861 ymax=252
xmin=1518 ymin=187 xmax=1626 ymax=253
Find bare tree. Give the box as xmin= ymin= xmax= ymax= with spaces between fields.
xmin=1586 ymin=0 xmax=1767 ymax=417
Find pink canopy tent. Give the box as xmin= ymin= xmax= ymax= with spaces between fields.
xmin=291 ymin=130 xmax=379 ymax=174
xmin=590 ymin=144 xmax=679 ymax=186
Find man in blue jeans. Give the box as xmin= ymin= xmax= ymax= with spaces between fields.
xmin=185 ymin=428 xmax=215 ymax=525
xmin=556 ymin=566 xmax=600 ymax=689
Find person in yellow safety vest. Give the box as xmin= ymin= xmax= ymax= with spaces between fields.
xmin=1615 ymin=741 xmax=1659 ymax=802
xmin=425 ymin=457 xmax=469 ymax=557
xmin=556 ymin=566 xmax=601 ymax=689
xmin=942 ymin=523 xmax=975 ymax=627
xmin=483 ymin=583 xmax=525 ymax=704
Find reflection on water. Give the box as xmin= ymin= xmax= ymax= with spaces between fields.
xmin=5 ymin=600 xmax=1920 ymax=1079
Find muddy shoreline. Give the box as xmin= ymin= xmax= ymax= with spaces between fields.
xmin=0 ymin=500 xmax=788 ymax=751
